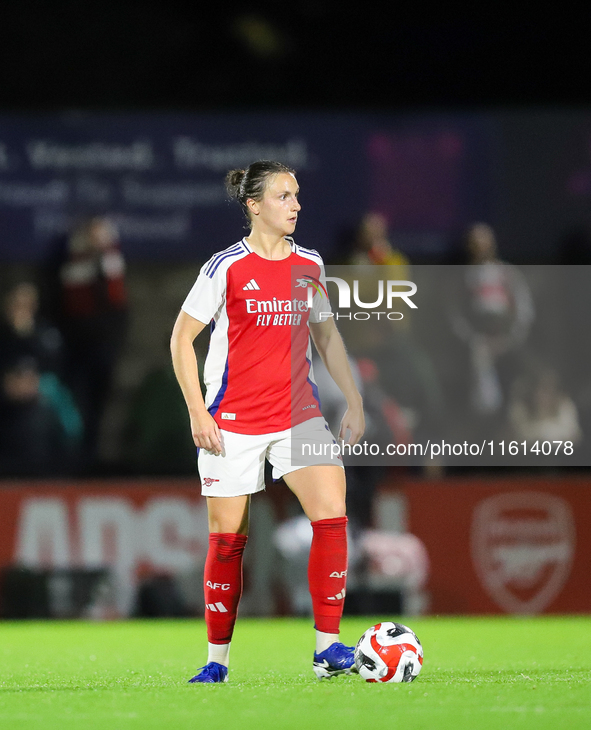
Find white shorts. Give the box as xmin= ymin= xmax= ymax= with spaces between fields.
xmin=198 ymin=416 xmax=344 ymax=497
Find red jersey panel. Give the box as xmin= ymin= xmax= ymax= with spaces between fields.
xmin=181 ymin=238 xmax=332 ymax=434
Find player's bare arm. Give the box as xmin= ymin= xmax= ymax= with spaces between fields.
xmin=170 ymin=309 xmax=223 ymax=454
xmin=309 ymin=318 xmax=365 ymax=445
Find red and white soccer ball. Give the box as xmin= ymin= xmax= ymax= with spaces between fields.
xmin=354 ymin=622 xmax=424 ymax=683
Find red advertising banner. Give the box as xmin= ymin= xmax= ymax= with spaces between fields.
xmin=0 ymin=480 xmax=208 ymax=617
xmin=396 ymin=475 xmax=591 ymax=614
xmin=1 ymin=476 xmax=590 ymax=617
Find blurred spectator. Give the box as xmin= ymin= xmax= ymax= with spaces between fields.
xmin=448 ymin=223 xmax=534 ymax=432
xmin=347 ymin=212 xmax=410 ymax=267
xmin=506 ymin=363 xmax=582 ymax=445
xmin=49 ymin=216 xmax=129 ymax=469
xmin=0 ymin=356 xmax=81 ymax=476
xmin=0 ymin=280 xmax=83 ymax=473
xmin=335 ymin=212 xmax=445 ymax=467
xmin=363 ymin=338 xmax=445 ymax=459
xmin=0 ymin=281 xmax=64 ymax=376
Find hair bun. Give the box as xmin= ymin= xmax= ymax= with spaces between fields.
xmin=225 ymin=169 xmax=245 ymax=199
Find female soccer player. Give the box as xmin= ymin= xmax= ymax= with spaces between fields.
xmin=170 ymin=160 xmax=365 ymax=683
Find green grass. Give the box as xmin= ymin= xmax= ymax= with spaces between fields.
xmin=0 ymin=617 xmax=590 ymax=729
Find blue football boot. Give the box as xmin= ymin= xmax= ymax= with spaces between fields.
xmin=313 ymin=642 xmax=358 ymax=680
xmin=188 ymin=662 xmax=228 ymax=683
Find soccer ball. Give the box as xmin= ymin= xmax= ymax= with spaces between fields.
xmin=354 ymin=622 xmax=423 ymax=683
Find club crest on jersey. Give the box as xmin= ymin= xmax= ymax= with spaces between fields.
xmin=295 ymin=275 xmax=328 ymax=308
xmin=295 ymin=275 xmax=327 ymax=297
xmin=202 ymin=477 xmax=220 ymax=487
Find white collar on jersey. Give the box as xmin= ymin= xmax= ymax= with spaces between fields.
xmin=241 ymin=237 xmax=296 ymax=254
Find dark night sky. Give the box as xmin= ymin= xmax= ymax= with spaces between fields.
xmin=0 ymin=3 xmax=588 ymax=111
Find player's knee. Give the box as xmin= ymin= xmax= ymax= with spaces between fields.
xmin=208 ymin=513 xmax=249 ymax=535
xmin=209 ymin=520 xmax=248 ymax=535
xmin=314 ymin=498 xmax=346 ymax=521
xmin=207 ymin=496 xmax=250 ymax=535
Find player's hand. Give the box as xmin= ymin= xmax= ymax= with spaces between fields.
xmin=338 ymin=402 xmax=365 ymax=446
xmin=190 ymin=410 xmax=223 ymax=455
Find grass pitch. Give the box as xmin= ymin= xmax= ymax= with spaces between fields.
xmin=0 ymin=616 xmax=589 ymax=730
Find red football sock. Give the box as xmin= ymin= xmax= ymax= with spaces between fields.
xmin=204 ymin=533 xmax=248 ymax=644
xmin=308 ymin=516 xmax=348 ymax=635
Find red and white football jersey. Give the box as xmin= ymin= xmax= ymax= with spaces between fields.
xmin=181 ymin=237 xmax=332 ymax=434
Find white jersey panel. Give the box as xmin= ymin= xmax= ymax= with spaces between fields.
xmin=181 ymin=241 xmax=250 ymax=411
xmin=181 ymin=241 xmax=249 ymax=325
xmin=203 ymin=303 xmax=230 ymax=410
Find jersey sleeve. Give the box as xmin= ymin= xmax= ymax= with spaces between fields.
xmin=309 ymin=256 xmax=333 ymax=324
xmin=181 ymin=261 xmax=226 ymax=324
